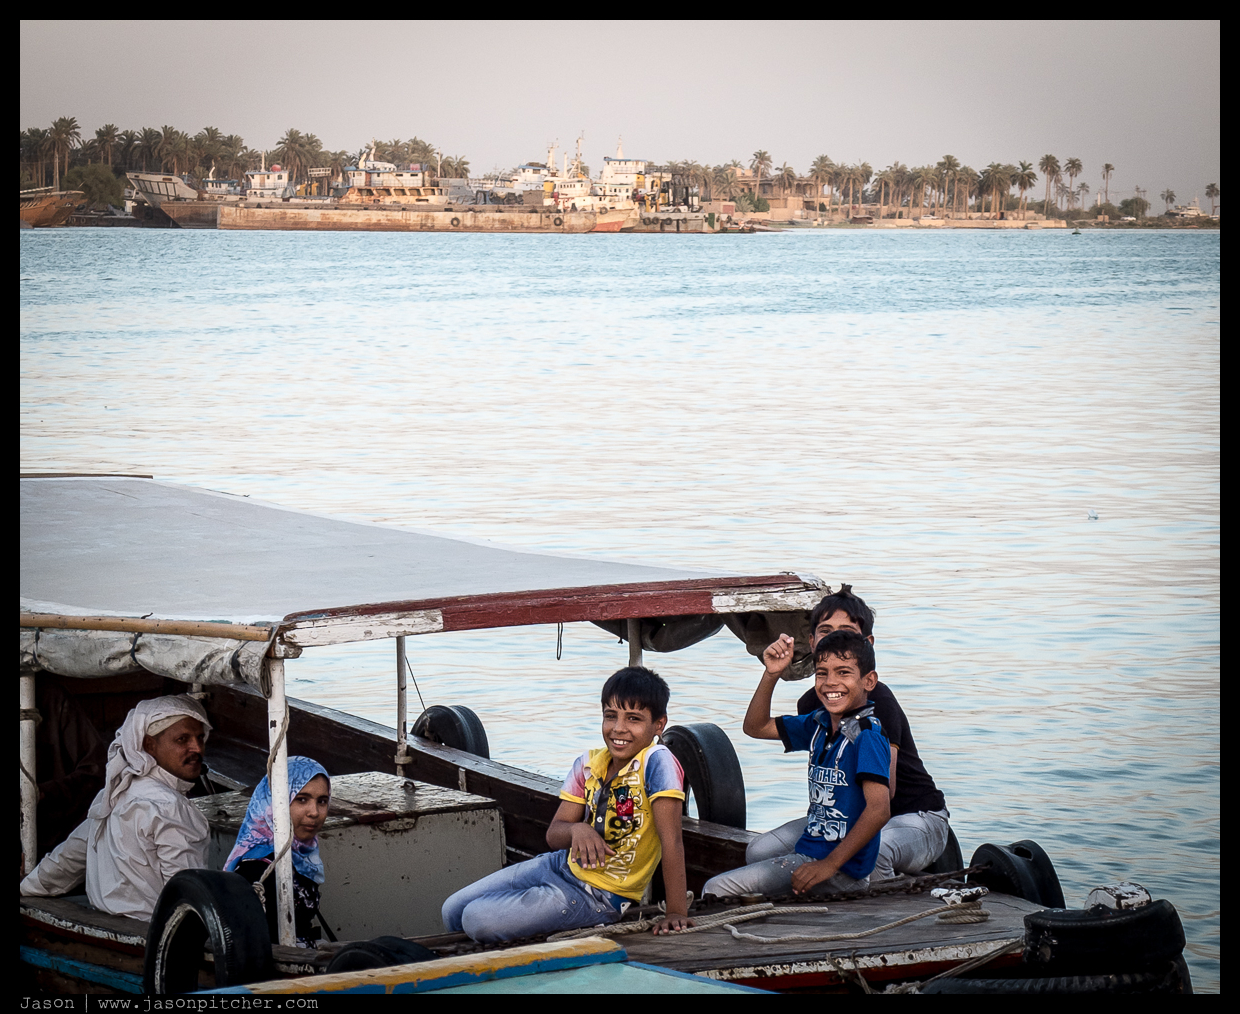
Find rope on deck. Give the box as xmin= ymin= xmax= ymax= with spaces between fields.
xmin=549 ymin=903 xmax=812 ymax=941
xmin=724 ymin=899 xmax=988 ymax=944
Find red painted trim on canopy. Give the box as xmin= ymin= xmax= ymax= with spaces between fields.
xmin=280 ymin=574 xmax=807 ymax=629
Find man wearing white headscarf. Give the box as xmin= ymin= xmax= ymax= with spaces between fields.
xmin=21 ymin=695 xmax=213 ymax=921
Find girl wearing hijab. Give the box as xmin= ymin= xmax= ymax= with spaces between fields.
xmin=224 ymin=757 xmax=331 ymax=947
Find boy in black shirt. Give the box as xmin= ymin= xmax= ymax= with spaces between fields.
xmin=745 ymin=586 xmax=950 ymax=880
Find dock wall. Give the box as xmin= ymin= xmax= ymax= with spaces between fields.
xmin=218 ymin=206 xmax=602 ymax=233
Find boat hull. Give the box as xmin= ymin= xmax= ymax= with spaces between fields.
xmin=158 ymin=201 xmax=222 ymax=229
xmin=20 ymin=192 xmax=83 ymax=228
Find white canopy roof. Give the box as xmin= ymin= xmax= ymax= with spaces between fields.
xmin=21 ymin=477 xmax=823 ymax=693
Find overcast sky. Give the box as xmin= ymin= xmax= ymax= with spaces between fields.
xmin=21 ymin=20 xmax=1219 ymax=206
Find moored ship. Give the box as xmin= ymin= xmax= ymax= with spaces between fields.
xmin=335 ymin=142 xmax=449 ymax=207
xmin=19 ymin=188 xmax=84 ymax=228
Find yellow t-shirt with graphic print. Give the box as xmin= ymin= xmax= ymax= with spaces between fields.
xmin=558 ymin=743 xmax=685 ymax=901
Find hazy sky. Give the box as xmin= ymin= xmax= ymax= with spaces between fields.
xmin=21 ymin=20 xmax=1219 ymax=206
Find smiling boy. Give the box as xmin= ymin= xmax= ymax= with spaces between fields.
xmin=441 ymin=666 xmax=694 ymax=942
xmin=702 ymin=630 xmax=891 ymax=898
xmin=747 ymin=587 xmax=950 ymax=880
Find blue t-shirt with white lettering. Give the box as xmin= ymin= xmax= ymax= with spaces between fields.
xmin=776 ymin=710 xmax=891 ymax=880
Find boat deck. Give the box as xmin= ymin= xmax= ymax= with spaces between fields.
xmin=617 ymin=891 xmax=1039 ymax=990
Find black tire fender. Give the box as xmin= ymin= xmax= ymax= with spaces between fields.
xmin=661 ymin=723 xmax=746 ymax=828
xmin=325 ymin=935 xmax=438 ymax=973
xmin=553 ymin=215 xmax=564 ymax=227
xmin=1010 ymin=838 xmax=1065 ymax=908
xmin=143 ymin=869 xmax=272 ymax=994
xmin=1023 ymin=899 xmax=1186 ymax=974
xmin=968 ymin=840 xmax=1058 ymax=906
xmin=412 ymin=704 xmax=490 ymax=758
xmin=450 ymin=216 xmax=461 ymax=227
xmin=921 ymin=956 xmax=1192 ymax=993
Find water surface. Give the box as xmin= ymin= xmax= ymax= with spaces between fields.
xmin=21 ymin=228 xmax=1219 ymax=990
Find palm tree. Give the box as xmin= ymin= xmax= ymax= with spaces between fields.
xmin=49 ymin=116 xmax=81 ymax=189
xmin=1063 ymin=157 xmax=1083 ymax=210
xmin=194 ymin=126 xmax=224 ymax=174
xmin=1038 ymin=155 xmax=1060 ymax=217
xmin=138 ymin=128 xmax=161 ymax=172
xmin=775 ymin=162 xmax=797 ymax=197
xmin=711 ymin=165 xmax=739 ymax=201
xmin=157 ymin=125 xmax=182 ymax=173
xmin=937 ymin=155 xmax=961 ymax=219
xmin=1101 ymin=163 xmax=1115 ymax=205
xmin=911 ymin=165 xmax=934 ymax=219
xmin=277 ymin=128 xmax=313 ymax=184
xmin=21 ymin=128 xmax=52 ymax=187
xmin=94 ymin=124 xmax=119 ymax=168
xmin=980 ymin=163 xmax=1014 ymax=218
xmin=749 ymin=150 xmax=772 ymax=196
xmin=1160 ymin=189 xmax=1176 ymax=212
xmin=1013 ymin=161 xmax=1037 ymax=219
xmin=1077 ymin=181 xmax=1090 ymax=210
xmin=117 ymin=130 xmax=139 ymax=171
xmin=809 ymin=155 xmax=834 ymax=221
xmin=871 ymin=166 xmax=894 ymax=219
xmin=1204 ymin=183 xmax=1219 ymax=216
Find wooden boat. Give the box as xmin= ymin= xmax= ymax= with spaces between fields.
xmin=20 ymin=189 xmax=85 ymax=228
xmin=19 ymin=475 xmax=1193 ymax=994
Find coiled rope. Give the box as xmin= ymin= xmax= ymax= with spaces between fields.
xmin=724 ymin=898 xmax=988 ymax=944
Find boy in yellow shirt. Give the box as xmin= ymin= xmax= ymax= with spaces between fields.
xmin=441 ymin=667 xmax=694 ymax=941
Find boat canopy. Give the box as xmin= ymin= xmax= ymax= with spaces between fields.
xmin=21 ymin=477 xmax=824 ymax=694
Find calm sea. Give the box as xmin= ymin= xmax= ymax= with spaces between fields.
xmin=20 ymin=227 xmax=1219 ymax=991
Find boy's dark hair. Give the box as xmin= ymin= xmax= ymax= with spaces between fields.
xmin=808 ymin=584 xmax=875 ymax=637
xmin=813 ymin=629 xmax=877 ymax=676
xmin=601 ymin=666 xmax=670 ymax=721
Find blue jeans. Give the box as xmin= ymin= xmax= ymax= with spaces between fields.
xmin=441 ymin=850 xmax=625 ymax=943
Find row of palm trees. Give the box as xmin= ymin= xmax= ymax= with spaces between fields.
xmin=658 ymin=152 xmax=1170 ymax=219
xmin=20 ymin=118 xmax=469 ymax=189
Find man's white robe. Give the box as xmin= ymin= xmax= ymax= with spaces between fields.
xmin=21 ymin=764 xmax=209 ymax=920
xmin=20 ymin=695 xmax=211 ymax=922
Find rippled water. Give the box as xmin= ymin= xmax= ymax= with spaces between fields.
xmin=21 ymin=228 xmax=1219 ymax=991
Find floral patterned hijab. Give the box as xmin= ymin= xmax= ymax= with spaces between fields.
xmin=223 ymin=756 xmax=329 ymax=884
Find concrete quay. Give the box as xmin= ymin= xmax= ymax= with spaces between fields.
xmin=219 ymin=205 xmax=605 ymax=233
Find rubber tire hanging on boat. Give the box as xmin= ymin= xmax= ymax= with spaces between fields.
xmin=412 ymin=704 xmax=491 ymax=758
xmin=967 ymin=840 xmax=1063 ymax=907
xmin=553 ymin=216 xmax=564 ymax=227
xmin=325 ymin=935 xmax=438 ymax=973
xmin=450 ymin=217 xmax=461 ymax=227
xmin=1022 ymin=900 xmax=1186 ymax=975
xmin=143 ymin=869 xmax=273 ymax=994
xmin=660 ymin=723 xmax=746 ymax=828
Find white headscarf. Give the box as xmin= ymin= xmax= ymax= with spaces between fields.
xmin=87 ymin=695 xmax=212 ymax=829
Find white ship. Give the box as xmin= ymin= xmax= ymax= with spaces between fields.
xmin=335 ymin=142 xmax=448 ymax=207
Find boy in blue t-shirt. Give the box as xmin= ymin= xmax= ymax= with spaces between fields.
xmin=703 ymin=629 xmax=891 ymax=898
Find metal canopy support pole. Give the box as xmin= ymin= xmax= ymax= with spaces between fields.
xmin=265 ymin=657 xmax=296 ymax=948
xmin=20 ymin=673 xmax=38 ymax=874
xmin=396 ymin=635 xmax=409 ymax=775
xmin=627 ymin=618 xmax=643 ymax=668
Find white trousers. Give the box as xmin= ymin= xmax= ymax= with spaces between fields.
xmin=745 ymin=809 xmax=951 ymax=881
